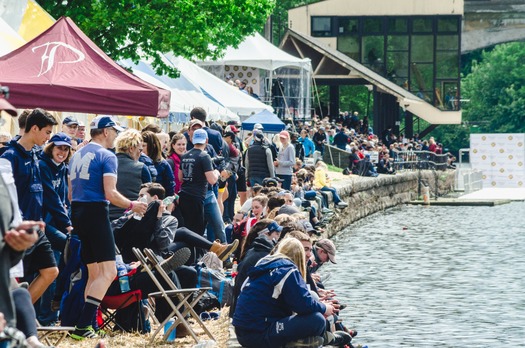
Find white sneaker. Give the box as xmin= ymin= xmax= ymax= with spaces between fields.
xmin=336 ymin=201 xmax=348 ymax=208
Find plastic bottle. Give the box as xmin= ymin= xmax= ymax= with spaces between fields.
xmin=231 ymin=261 xmax=238 ymax=278
xmin=116 ymin=255 xmax=130 ymax=293
xmin=163 ymin=318 xmax=176 ymax=342
xmin=133 ymin=196 xmax=148 ymax=220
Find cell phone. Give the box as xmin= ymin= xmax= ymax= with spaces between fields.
xmin=27 ymin=225 xmax=40 ymax=234
xmin=162 ymin=196 xmax=177 ymax=205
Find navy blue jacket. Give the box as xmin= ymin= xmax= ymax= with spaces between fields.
xmin=154 ymin=159 xmax=175 ymax=196
xmin=233 ymin=256 xmax=326 ymax=332
xmin=0 ymin=140 xmax=43 ymax=221
xmin=39 ymin=154 xmax=71 ymax=230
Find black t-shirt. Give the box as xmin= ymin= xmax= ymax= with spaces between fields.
xmin=180 ymin=148 xmax=213 ymax=200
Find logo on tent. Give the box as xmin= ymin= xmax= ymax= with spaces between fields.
xmin=32 ymin=41 xmax=85 ymax=77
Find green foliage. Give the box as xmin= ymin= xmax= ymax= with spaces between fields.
xmin=462 ymin=42 xmax=525 ymax=134
xmin=38 ymin=0 xmax=275 ymax=77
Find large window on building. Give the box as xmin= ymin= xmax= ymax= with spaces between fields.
xmin=312 ymin=17 xmax=333 ymax=37
xmin=331 ymin=15 xmax=460 ymax=108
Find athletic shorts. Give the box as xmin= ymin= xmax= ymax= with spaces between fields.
xmin=71 ymin=202 xmax=115 ymax=264
xmin=236 ymin=171 xmax=247 ymax=192
xmin=23 ymin=232 xmax=57 ymax=276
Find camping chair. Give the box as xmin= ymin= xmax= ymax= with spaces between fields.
xmin=37 ymin=325 xmax=74 ymax=346
xmin=132 ymin=247 xmax=214 ymax=344
xmin=100 ymin=289 xmax=143 ymax=331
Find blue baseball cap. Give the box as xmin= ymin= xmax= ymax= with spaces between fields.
xmin=258 ymin=221 xmax=283 ymax=235
xmin=90 ymin=115 xmax=124 ymax=132
xmin=62 ymin=116 xmax=79 ymax=126
xmin=50 ymin=132 xmax=72 ymax=147
xmin=193 ymin=128 xmax=208 ymax=144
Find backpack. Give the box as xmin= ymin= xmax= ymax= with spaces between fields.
xmin=59 ymin=235 xmax=87 ymax=326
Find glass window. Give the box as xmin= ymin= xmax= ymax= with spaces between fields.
xmin=387 ymin=51 xmax=409 ymax=86
xmin=339 ymin=18 xmax=358 ymax=36
xmin=364 ymin=18 xmax=383 ymax=34
xmin=437 ymin=35 xmax=459 ymax=51
xmin=312 ymin=17 xmax=333 ymax=37
xmin=388 ymin=17 xmax=408 ymax=33
xmin=362 ymin=36 xmax=385 ymax=70
xmin=438 ymin=17 xmax=459 ymax=33
xmin=411 ymin=35 xmax=434 ymax=62
xmin=412 ymin=18 xmax=433 ymax=33
xmin=436 ymin=52 xmax=459 ymax=78
xmin=410 ymin=63 xmax=434 ymax=96
xmin=387 ymin=35 xmax=408 ymax=51
xmin=440 ymin=81 xmax=460 ymax=110
xmin=338 ymin=36 xmax=360 ymax=60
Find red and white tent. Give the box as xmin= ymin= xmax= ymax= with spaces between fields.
xmin=0 ymin=17 xmax=170 ymax=117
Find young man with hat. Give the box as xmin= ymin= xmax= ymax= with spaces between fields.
xmin=310 ymin=238 xmax=337 ymax=273
xmin=177 ymin=128 xmax=220 ymax=237
xmin=69 ymin=115 xmax=147 ymax=340
xmin=246 ymin=130 xmax=275 ymax=187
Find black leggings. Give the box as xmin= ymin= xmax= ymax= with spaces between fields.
xmin=12 ymin=288 xmax=37 ymax=338
xmin=168 ymin=227 xmax=213 ymax=264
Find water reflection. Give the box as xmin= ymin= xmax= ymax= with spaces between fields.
xmin=322 ymin=202 xmax=525 ymax=347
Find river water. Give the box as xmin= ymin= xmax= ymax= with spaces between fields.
xmin=322 ymin=201 xmax=525 ymax=347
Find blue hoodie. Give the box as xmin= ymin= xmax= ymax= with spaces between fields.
xmin=232 ymin=255 xmax=326 ymax=332
xmin=39 ymin=153 xmax=71 ymax=230
xmin=0 ymin=140 xmax=43 ymax=221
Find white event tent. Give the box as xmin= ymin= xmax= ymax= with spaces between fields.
xmin=121 ymin=58 xmax=239 ymax=123
xmin=197 ymin=33 xmax=312 ymax=120
xmin=0 ymin=18 xmax=25 ymax=57
xmin=164 ymin=53 xmax=273 ymax=117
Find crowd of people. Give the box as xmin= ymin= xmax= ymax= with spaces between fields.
xmin=0 ymin=99 xmax=364 ymax=348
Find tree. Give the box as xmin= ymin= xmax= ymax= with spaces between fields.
xmin=462 ymin=42 xmax=525 ymax=133
xmin=39 ymin=0 xmax=275 ymax=77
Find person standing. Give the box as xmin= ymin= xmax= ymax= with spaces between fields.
xmin=274 ymin=131 xmax=295 ymax=190
xmin=245 ymin=130 xmax=275 ymax=187
xmin=68 ymin=116 xmax=147 ymax=340
xmin=177 ymin=129 xmax=219 ymax=237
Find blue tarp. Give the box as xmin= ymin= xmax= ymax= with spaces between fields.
xmin=242 ymin=110 xmax=285 ymax=133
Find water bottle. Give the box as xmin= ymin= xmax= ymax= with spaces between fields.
xmin=133 ymin=195 xmax=148 ymax=220
xmin=163 ymin=318 xmax=176 ymax=342
xmin=116 ymin=255 xmax=130 ymax=293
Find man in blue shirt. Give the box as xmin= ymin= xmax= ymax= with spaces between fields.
xmin=69 ymin=116 xmax=147 ymax=340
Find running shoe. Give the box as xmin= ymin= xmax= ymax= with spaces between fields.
xmin=70 ymin=325 xmax=98 ymax=340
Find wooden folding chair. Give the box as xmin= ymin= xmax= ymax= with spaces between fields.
xmin=37 ymin=326 xmax=74 ymax=346
xmin=132 ymin=247 xmax=215 ymax=344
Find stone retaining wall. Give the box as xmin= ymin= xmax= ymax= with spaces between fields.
xmin=324 ymin=170 xmax=456 ymax=238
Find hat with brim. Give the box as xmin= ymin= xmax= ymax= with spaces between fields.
xmin=90 ymin=115 xmax=124 ymax=132
xmin=63 ymin=116 xmax=79 ymax=126
xmin=316 ymin=239 xmax=337 ymax=263
xmin=50 ymin=132 xmax=72 ymax=147
xmin=258 ymin=221 xmax=283 ymax=235
xmin=193 ymin=128 xmax=208 ymax=144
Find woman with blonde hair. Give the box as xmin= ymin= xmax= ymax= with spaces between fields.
xmin=313 ymin=160 xmax=348 ymax=209
xmin=233 ymin=237 xmax=334 ymax=348
xmin=109 ymin=129 xmax=152 ymax=220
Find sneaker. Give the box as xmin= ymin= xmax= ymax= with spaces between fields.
xmin=336 ymin=201 xmax=348 ymax=208
xmin=159 ymin=247 xmax=191 ymax=273
xmin=325 ymin=330 xmax=352 ymax=347
xmin=95 ymin=328 xmax=107 ymax=338
xmin=321 ymin=207 xmax=333 ymax=214
xmin=284 ymin=336 xmax=324 ymax=348
xmin=70 ymin=326 xmax=98 ymax=340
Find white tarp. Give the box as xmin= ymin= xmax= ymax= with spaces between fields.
xmin=164 ymin=54 xmax=273 ymax=116
xmin=0 ymin=18 xmax=25 ymax=57
xmin=121 ymin=58 xmax=239 ymax=123
xmin=198 ymin=32 xmax=311 ymax=72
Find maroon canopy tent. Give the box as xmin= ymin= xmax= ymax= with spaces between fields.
xmin=0 ymin=17 xmax=170 ymax=117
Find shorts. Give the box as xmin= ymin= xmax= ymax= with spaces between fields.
xmin=71 ymin=202 xmax=115 ymax=264
xmin=236 ymin=170 xmax=247 ymax=192
xmin=23 ymin=232 xmax=57 ymax=276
